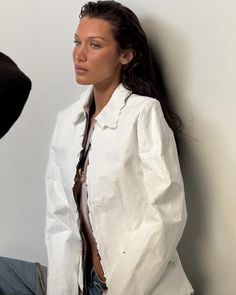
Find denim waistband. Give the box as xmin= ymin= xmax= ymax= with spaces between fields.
xmin=88 ymin=267 xmax=107 ymax=294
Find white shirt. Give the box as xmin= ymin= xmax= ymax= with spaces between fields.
xmin=45 ymin=83 xmax=194 ymax=295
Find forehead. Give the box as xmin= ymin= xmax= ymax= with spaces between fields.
xmin=76 ymin=17 xmax=114 ymax=39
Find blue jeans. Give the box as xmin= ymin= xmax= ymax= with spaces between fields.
xmin=87 ymin=267 xmax=107 ymax=295
xmin=0 ymin=257 xmax=107 ymax=295
xmin=0 ymin=257 xmax=47 ymax=295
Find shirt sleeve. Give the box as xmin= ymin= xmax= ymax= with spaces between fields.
xmin=106 ymin=100 xmax=187 ymax=295
xmin=45 ymin=116 xmax=81 ymax=295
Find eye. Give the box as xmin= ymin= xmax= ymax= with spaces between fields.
xmin=73 ymin=39 xmax=81 ymax=46
xmin=90 ymin=42 xmax=101 ymax=48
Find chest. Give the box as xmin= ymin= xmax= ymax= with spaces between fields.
xmin=59 ymin=116 xmax=141 ymax=191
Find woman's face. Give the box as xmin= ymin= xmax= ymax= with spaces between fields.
xmin=73 ymin=17 xmax=125 ymax=88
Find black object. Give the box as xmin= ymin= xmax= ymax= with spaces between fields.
xmin=0 ymin=52 xmax=32 ymax=138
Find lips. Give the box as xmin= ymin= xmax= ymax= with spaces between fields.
xmin=75 ymin=65 xmax=88 ymax=72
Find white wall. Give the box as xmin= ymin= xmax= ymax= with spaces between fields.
xmin=0 ymin=1 xmax=235 ymax=294
xmin=0 ymin=0 xmax=83 ymax=265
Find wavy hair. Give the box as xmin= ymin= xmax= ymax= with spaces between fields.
xmin=80 ymin=0 xmax=182 ymax=133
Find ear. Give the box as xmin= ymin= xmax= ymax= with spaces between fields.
xmin=120 ymin=49 xmax=135 ymax=65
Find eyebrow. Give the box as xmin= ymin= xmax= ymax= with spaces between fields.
xmin=74 ymin=33 xmax=107 ymax=42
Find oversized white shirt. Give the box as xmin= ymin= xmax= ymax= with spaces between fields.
xmin=45 ymin=83 xmax=194 ymax=295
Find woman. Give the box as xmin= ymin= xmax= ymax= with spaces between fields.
xmin=45 ymin=1 xmax=194 ymax=294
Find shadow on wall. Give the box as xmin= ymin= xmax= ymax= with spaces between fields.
xmin=141 ymin=17 xmax=208 ymax=294
xmin=177 ymin=136 xmax=209 ymax=295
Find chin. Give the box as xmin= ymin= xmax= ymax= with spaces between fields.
xmin=75 ymin=77 xmax=91 ymax=85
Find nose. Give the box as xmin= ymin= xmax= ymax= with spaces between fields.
xmin=73 ymin=44 xmax=87 ymax=62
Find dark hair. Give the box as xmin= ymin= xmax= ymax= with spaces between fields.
xmin=80 ymin=0 xmax=182 ymax=133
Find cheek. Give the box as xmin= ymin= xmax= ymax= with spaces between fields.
xmin=72 ymin=47 xmax=76 ymax=61
xmin=93 ymin=52 xmax=120 ymax=71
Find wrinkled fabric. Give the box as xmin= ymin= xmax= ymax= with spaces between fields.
xmin=45 ymin=83 xmax=194 ymax=295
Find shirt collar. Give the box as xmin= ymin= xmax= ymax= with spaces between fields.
xmin=72 ymin=85 xmax=93 ymax=125
xmin=73 ymin=83 xmax=132 ymax=129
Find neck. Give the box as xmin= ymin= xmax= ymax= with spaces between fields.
xmin=92 ymin=80 xmax=120 ymax=117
